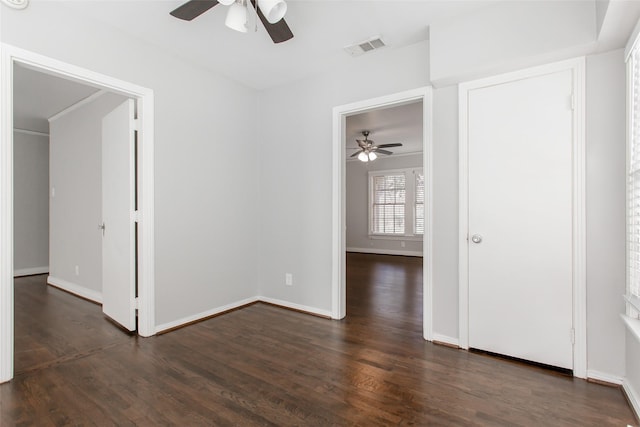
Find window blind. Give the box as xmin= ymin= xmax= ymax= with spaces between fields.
xmin=415 ymin=172 xmax=425 ymax=235
xmin=629 ymin=46 xmax=640 ymax=299
xmin=372 ymin=174 xmax=406 ymax=234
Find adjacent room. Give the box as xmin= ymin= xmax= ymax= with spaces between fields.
xmin=1 ymin=0 xmax=639 ymax=424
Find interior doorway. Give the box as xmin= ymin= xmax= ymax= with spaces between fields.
xmin=332 ymin=87 xmax=433 ymax=341
xmin=344 ymin=101 xmax=424 ymax=332
xmin=0 ymin=44 xmax=156 ymax=383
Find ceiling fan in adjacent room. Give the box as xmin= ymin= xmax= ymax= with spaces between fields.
xmin=350 ymin=131 xmax=403 ymax=162
xmin=170 ymin=0 xmax=294 ymax=44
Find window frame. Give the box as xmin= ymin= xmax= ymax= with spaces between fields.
xmin=368 ymin=167 xmax=424 ymax=240
xmin=627 ymin=28 xmax=640 ymax=318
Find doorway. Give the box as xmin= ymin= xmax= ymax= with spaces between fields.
xmin=0 ymin=44 xmax=156 ymax=383
xmin=332 ymin=87 xmax=433 ymax=341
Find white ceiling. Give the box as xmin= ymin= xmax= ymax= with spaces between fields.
xmin=59 ymin=0 xmax=500 ymax=90
xmin=13 ymin=64 xmax=100 ymax=133
xmin=346 ymin=100 xmax=423 ymax=159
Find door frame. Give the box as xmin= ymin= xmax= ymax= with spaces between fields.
xmin=458 ymin=57 xmax=586 ymax=378
xmin=331 ymin=87 xmax=434 ymax=341
xmin=0 ymin=43 xmax=156 ymax=383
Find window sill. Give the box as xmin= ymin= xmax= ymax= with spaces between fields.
xmin=369 ymin=234 xmax=423 ymax=242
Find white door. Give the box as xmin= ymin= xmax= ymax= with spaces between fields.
xmin=467 ymin=69 xmax=574 ymax=369
xmin=102 ymin=99 xmax=136 ymax=331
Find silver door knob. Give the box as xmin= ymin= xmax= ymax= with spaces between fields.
xmin=471 ymin=234 xmax=482 ymax=244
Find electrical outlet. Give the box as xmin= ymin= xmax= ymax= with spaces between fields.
xmin=75 ymin=265 xmax=80 ymax=276
xmin=401 ymin=241 xmax=406 ymax=248
xmin=285 ymin=273 xmax=293 ymax=286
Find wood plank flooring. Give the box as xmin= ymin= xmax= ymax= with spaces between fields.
xmin=1 ymin=254 xmax=636 ymax=426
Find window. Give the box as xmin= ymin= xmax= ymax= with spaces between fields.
xmin=415 ymin=172 xmax=425 ymax=235
xmin=369 ymin=168 xmax=423 ymax=237
xmin=627 ymin=35 xmax=640 ymax=317
xmin=371 ymin=174 xmax=406 ymax=234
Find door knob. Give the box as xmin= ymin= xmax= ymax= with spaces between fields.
xmin=471 ymin=234 xmax=482 ymax=244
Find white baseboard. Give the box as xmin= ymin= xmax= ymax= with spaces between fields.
xmin=258 ymin=296 xmax=333 ymax=318
xmin=155 ymin=296 xmax=259 ymax=334
xmin=432 ymin=333 xmax=460 ymax=348
xmin=14 ymin=266 xmax=49 ymax=277
xmin=623 ymin=379 xmax=640 ymax=422
xmin=47 ymin=276 xmax=102 ymax=304
xmin=347 ymin=247 xmax=423 ymax=257
xmin=587 ymin=370 xmax=623 ymax=386
xmin=155 ymin=296 xmax=332 ymax=334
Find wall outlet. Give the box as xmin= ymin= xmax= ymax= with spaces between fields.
xmin=285 ymin=273 xmax=293 ymax=286
xmin=75 ymin=265 xmax=80 ymax=276
xmin=401 ymin=241 xmax=406 ymax=248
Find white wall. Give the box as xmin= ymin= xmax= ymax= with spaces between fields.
xmin=585 ymin=49 xmax=627 ymax=379
xmin=48 ymin=92 xmax=126 ymax=295
xmin=429 ymin=1 xmax=597 ymax=86
xmin=2 ymin=2 xmax=260 ymax=327
xmin=431 ymin=85 xmax=459 ymax=340
xmin=346 ymin=153 xmax=423 ymax=256
xmin=13 ymin=130 xmax=49 ymax=275
xmin=625 ymin=328 xmax=640 ymax=413
xmin=257 ymin=40 xmax=429 ymax=312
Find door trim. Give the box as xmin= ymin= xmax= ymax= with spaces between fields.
xmin=458 ymin=57 xmax=586 ymax=378
xmin=0 ymin=43 xmax=156 ymax=383
xmin=331 ymin=87 xmax=434 ymax=341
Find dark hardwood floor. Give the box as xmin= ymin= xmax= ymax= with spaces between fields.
xmin=1 ymin=255 xmax=636 ymax=426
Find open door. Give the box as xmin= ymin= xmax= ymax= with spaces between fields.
xmin=101 ymin=99 xmax=136 ymax=331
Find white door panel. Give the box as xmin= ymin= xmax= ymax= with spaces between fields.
xmin=102 ymin=99 xmax=136 ymax=331
xmin=467 ymin=70 xmax=573 ymax=369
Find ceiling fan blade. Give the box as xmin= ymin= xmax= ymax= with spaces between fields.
xmin=376 ymin=143 xmax=403 ymax=148
xmin=376 ymin=149 xmax=393 ymax=155
xmin=251 ymin=0 xmax=294 ymax=44
xmin=170 ymin=0 xmax=219 ymax=21
xmin=350 ymin=150 xmax=363 ymax=158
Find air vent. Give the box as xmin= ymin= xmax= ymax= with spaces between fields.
xmin=344 ymin=36 xmax=387 ymax=57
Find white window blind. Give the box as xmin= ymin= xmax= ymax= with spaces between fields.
xmin=415 ymin=172 xmax=425 ymax=235
xmin=369 ymin=168 xmax=423 ymax=237
xmin=630 ymin=46 xmax=640 ymax=300
xmin=372 ymin=174 xmax=406 ymax=234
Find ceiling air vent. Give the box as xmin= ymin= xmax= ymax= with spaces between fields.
xmin=344 ymin=36 xmax=387 ymax=57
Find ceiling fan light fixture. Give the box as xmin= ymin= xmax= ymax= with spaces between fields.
xmin=358 ymin=152 xmax=369 ymax=162
xmin=368 ymin=152 xmax=377 ymax=161
xmin=225 ymin=1 xmax=248 ymax=33
xmin=218 ymin=0 xmax=235 ymax=5
xmin=257 ymin=0 xmax=287 ymax=23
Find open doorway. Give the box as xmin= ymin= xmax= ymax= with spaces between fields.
xmin=12 ymin=63 xmax=134 ymax=374
xmin=331 ymin=87 xmax=433 ymax=340
xmin=0 ymin=44 xmax=155 ymax=383
xmin=344 ymin=101 xmax=424 ymax=333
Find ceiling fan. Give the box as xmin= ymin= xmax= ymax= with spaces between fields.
xmin=350 ymin=131 xmax=402 ymax=162
xmin=170 ymin=0 xmax=294 ymax=44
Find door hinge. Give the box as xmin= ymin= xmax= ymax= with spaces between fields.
xmin=134 ymin=297 xmax=139 ymax=310
xmin=133 ymin=210 xmax=141 ymax=223
xmin=570 ymin=328 xmax=575 ymax=344
xmin=132 ymin=118 xmax=140 ymax=131
xmin=570 ymin=94 xmax=576 ymax=111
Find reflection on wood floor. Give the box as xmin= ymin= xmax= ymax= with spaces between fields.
xmin=1 ymin=256 xmax=636 ymax=425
